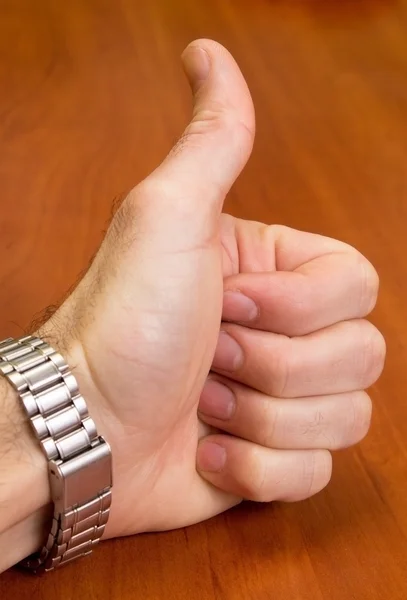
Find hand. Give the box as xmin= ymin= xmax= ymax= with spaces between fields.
xmin=36 ymin=39 xmax=385 ymax=540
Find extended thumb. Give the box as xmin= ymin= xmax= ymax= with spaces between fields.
xmin=133 ymin=39 xmax=255 ymax=244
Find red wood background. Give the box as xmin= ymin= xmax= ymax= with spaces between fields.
xmin=1 ymin=1 xmax=407 ymax=598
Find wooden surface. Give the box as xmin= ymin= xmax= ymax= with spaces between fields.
xmin=0 ymin=0 xmax=407 ymax=598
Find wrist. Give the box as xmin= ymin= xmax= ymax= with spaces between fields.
xmin=0 ymin=376 xmax=50 ymax=527
xmin=0 ymin=321 xmax=115 ymax=574
xmin=0 ymin=375 xmax=50 ymax=572
xmin=0 ymin=330 xmax=113 ymax=573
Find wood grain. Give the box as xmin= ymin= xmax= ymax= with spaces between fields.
xmin=1 ymin=0 xmax=407 ymax=598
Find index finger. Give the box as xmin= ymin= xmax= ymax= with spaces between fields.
xmin=222 ymin=225 xmax=379 ymax=336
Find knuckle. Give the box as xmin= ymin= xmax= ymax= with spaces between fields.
xmin=245 ymin=449 xmax=270 ymax=502
xmin=357 ymin=254 xmax=380 ymax=315
xmin=359 ymin=322 xmax=386 ymax=387
xmin=262 ymin=223 xmax=288 ymax=248
xmin=261 ymin=401 xmax=280 ymax=449
xmin=300 ymin=450 xmax=332 ymax=499
xmin=183 ymin=109 xmax=255 ymax=162
xmin=272 ymin=336 xmax=292 ymax=397
xmin=345 ymin=391 xmax=372 ymax=445
xmin=195 ymin=108 xmax=255 ymax=143
xmin=260 ymin=224 xmax=287 ymax=267
xmin=245 ymin=449 xmax=333 ymax=503
xmin=300 ymin=452 xmax=318 ymax=498
xmin=301 ymin=409 xmax=333 ymax=446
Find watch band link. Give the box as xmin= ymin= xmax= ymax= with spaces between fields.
xmin=0 ymin=335 xmax=112 ymax=573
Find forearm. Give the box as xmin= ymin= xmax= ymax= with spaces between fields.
xmin=0 ymin=376 xmax=50 ymax=572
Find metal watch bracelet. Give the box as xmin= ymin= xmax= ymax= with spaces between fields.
xmin=0 ymin=335 xmax=112 ymax=573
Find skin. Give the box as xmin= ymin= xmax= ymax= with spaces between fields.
xmin=0 ymin=39 xmax=385 ymax=573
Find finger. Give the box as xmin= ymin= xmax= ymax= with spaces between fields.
xmin=199 ymin=378 xmax=372 ymax=450
xmin=211 ymin=320 xmax=386 ymax=398
xmin=130 ymin=39 xmax=255 ymax=247
xmin=222 ymin=252 xmax=379 ymax=336
xmin=196 ymin=434 xmax=332 ymax=502
xmin=225 ymin=220 xmax=374 ymax=275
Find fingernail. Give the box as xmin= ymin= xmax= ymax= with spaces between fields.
xmin=197 ymin=441 xmax=226 ymax=472
xmin=223 ymin=291 xmax=258 ymax=323
xmin=181 ymin=46 xmax=210 ymax=93
xmin=212 ymin=331 xmax=244 ymax=372
xmin=199 ymin=379 xmax=236 ymax=420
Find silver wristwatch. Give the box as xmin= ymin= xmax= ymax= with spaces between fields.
xmin=0 ymin=335 xmax=112 ymax=573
